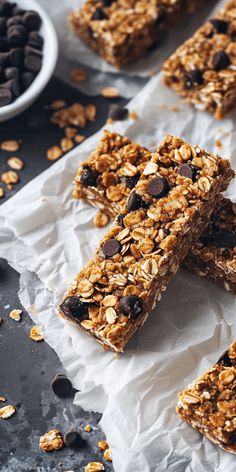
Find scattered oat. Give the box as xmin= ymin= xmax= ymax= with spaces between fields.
xmin=7 ymin=157 xmax=24 ymax=170
xmin=74 ymin=134 xmax=85 ymax=144
xmin=1 ymin=140 xmax=20 ymax=152
xmin=101 ymin=86 xmax=120 ymax=98
xmin=93 ymin=211 xmax=109 ymax=228
xmin=47 ymin=146 xmax=63 ymax=161
xmin=50 ymin=100 xmax=67 ymax=110
xmin=65 ymin=127 xmax=77 ymax=139
xmin=0 ymin=397 xmax=6 ymax=402
xmin=0 ymin=405 xmax=16 ymax=419
xmin=84 ymin=463 xmax=105 ymax=472
xmin=85 ymin=104 xmax=96 ymax=121
xmin=30 ymin=326 xmax=43 ymax=342
xmin=129 ymin=111 xmax=138 ymax=120
xmin=215 ymin=139 xmax=223 ymax=149
xmin=70 ymin=68 xmax=87 ymax=82
xmin=98 ymin=440 xmax=109 ymax=451
xmin=39 ymin=429 xmax=64 ymax=452
xmin=9 ymin=309 xmax=22 ymax=321
xmin=1 ymin=171 xmax=19 ymax=185
xmin=103 ymin=448 xmax=112 ymax=462
xmin=84 ymin=424 xmax=92 ymax=432
xmin=0 ymin=187 xmax=4 ymax=198
xmin=60 ymin=138 xmax=74 ymax=152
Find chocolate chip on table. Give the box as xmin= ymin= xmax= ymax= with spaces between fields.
xmin=126 ymin=192 xmax=146 ymax=212
xmin=0 ymin=87 xmax=12 ymax=106
xmin=60 ymin=296 xmax=88 ymax=320
xmin=92 ymin=9 xmax=107 ymax=20
xmin=24 ymin=53 xmax=42 ymax=72
xmin=185 ymin=69 xmax=203 ymax=89
xmin=178 ymin=163 xmax=196 ymax=180
xmin=119 ymin=295 xmax=143 ymax=320
xmin=21 ymin=71 xmax=34 ymax=90
xmin=7 ymin=25 xmax=28 ymax=47
xmin=80 ymin=165 xmax=99 ymax=187
xmin=51 ymin=374 xmax=73 ymax=398
xmin=28 ymin=31 xmax=44 ymax=50
xmin=64 ymin=430 xmax=83 ymax=448
xmin=108 ymin=104 xmax=128 ymax=121
xmin=210 ymin=18 xmax=228 ymax=34
xmin=122 ymin=174 xmax=140 ymax=189
xmin=147 ymin=176 xmax=169 ymax=198
xmin=212 ymin=50 xmax=230 ymax=71
xmin=211 ymin=228 xmax=236 ymax=248
xmin=102 ymin=238 xmax=121 ymax=257
xmin=9 ymin=47 xmax=24 ymax=66
xmin=23 ymin=11 xmax=42 ymax=31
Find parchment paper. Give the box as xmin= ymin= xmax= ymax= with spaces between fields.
xmin=0 ymin=73 xmax=236 ymax=471
xmin=37 ymin=0 xmax=223 ymax=97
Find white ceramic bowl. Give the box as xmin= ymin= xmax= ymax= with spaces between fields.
xmin=0 ymin=0 xmax=58 ymax=122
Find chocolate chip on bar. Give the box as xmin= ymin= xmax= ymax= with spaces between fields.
xmin=163 ymin=0 xmax=236 ymax=119
xmin=60 ymin=133 xmax=233 ymax=352
xmin=177 ymin=340 xmax=236 ymax=454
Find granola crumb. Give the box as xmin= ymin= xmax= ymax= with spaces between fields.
xmin=98 ymin=440 xmax=109 ymax=451
xmin=39 ymin=429 xmax=64 ymax=452
xmin=103 ymin=448 xmax=112 ymax=462
xmin=50 ymin=100 xmax=67 ymax=110
xmin=30 ymin=326 xmax=43 ymax=342
xmin=47 ymin=146 xmax=63 ymax=161
xmin=7 ymin=156 xmax=24 ymax=170
xmin=215 ymin=139 xmax=223 ymax=149
xmin=70 ymin=68 xmax=87 ymax=82
xmin=0 ymin=187 xmax=4 ymax=198
xmin=0 ymin=396 xmax=6 ymax=401
xmin=129 ymin=111 xmax=138 ymax=120
xmin=74 ymin=134 xmax=85 ymax=144
xmin=1 ymin=140 xmax=20 ymax=152
xmin=84 ymin=462 xmax=105 ymax=472
xmin=93 ymin=211 xmax=109 ymax=228
xmin=9 ymin=309 xmax=22 ymax=322
xmin=101 ymin=86 xmax=120 ymax=98
xmin=1 ymin=170 xmax=19 ymax=185
xmin=84 ymin=424 xmax=92 ymax=432
xmin=0 ymin=404 xmax=16 ymax=419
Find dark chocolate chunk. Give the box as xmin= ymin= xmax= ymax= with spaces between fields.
xmin=51 ymin=374 xmax=73 ymax=398
xmin=0 ymin=87 xmax=12 ymax=106
xmin=24 ymin=44 xmax=42 ymax=57
xmin=64 ymin=430 xmax=83 ymax=448
xmin=211 ymin=228 xmax=236 ymax=248
xmin=9 ymin=47 xmax=23 ymax=66
xmin=147 ymin=176 xmax=169 ymax=198
xmin=92 ymin=9 xmax=107 ymax=20
xmin=5 ymin=67 xmax=20 ymax=80
xmin=60 ymin=296 xmax=88 ymax=320
xmin=28 ymin=31 xmax=44 ymax=50
xmin=80 ymin=165 xmax=99 ymax=187
xmin=210 ymin=18 xmax=228 ymax=34
xmin=108 ymin=104 xmax=128 ymax=121
xmin=0 ymin=52 xmax=8 ymax=65
xmin=185 ymin=69 xmax=203 ymax=89
xmin=212 ymin=50 xmax=230 ymax=71
xmin=126 ymin=192 xmax=146 ymax=212
xmin=122 ymin=174 xmax=140 ymax=189
xmin=7 ymin=25 xmax=28 ymax=46
xmin=0 ymin=0 xmax=13 ymax=16
xmin=23 ymin=11 xmax=42 ymax=31
xmin=7 ymin=16 xmax=23 ymax=28
xmin=102 ymin=238 xmax=121 ymax=257
xmin=24 ymin=53 xmax=42 ymax=72
xmin=178 ymin=163 xmax=196 ymax=180
xmin=116 ymin=214 xmax=124 ymax=227
xmin=119 ymin=295 xmax=143 ymax=320
xmin=21 ymin=71 xmax=35 ymax=90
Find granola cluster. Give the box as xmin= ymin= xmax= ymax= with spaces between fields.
xmin=163 ymin=0 xmax=236 ymax=119
xmin=177 ymin=340 xmax=236 ymax=453
xmin=69 ymin=0 xmax=204 ymax=68
xmin=59 ymin=134 xmax=233 ymax=352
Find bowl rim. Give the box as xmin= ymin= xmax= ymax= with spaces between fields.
xmin=0 ymin=0 xmax=58 ymax=118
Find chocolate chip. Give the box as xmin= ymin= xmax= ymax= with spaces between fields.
xmin=102 ymin=238 xmax=121 ymax=257
xmin=217 ymin=351 xmax=232 ymax=367
xmin=119 ymin=295 xmax=143 ymax=320
xmin=23 ymin=11 xmax=42 ymax=31
xmin=212 ymin=50 xmax=230 ymax=71
xmin=147 ymin=176 xmax=169 ymax=198
xmin=178 ymin=163 xmax=196 ymax=180
xmin=24 ymin=44 xmax=42 ymax=57
xmin=12 ymin=6 xmax=25 ymax=16
xmin=185 ymin=69 xmax=203 ymax=89
xmin=126 ymin=192 xmax=146 ymax=212
xmin=7 ymin=16 xmax=22 ymax=28
xmin=80 ymin=165 xmax=99 ymax=187
xmin=21 ymin=71 xmax=34 ymax=90
xmin=0 ymin=87 xmax=12 ymax=106
xmin=28 ymin=31 xmax=44 ymax=50
xmin=9 ymin=47 xmax=24 ymax=66
xmin=64 ymin=430 xmax=83 ymax=448
xmin=92 ymin=9 xmax=107 ymax=20
xmin=24 ymin=54 xmax=42 ymax=72
xmin=210 ymin=19 xmax=228 ymax=34
xmin=103 ymin=0 xmax=115 ymax=5
xmin=60 ymin=296 xmax=88 ymax=321
xmin=2 ymin=78 xmax=21 ymax=97
xmin=211 ymin=229 xmax=236 ymax=248
xmin=108 ymin=104 xmax=128 ymax=121
xmin=0 ymin=0 xmax=13 ymax=16
xmin=116 ymin=214 xmax=124 ymax=227
xmin=7 ymin=25 xmax=28 ymax=47
xmin=122 ymin=174 xmax=140 ymax=189
xmin=51 ymin=374 xmax=73 ymax=398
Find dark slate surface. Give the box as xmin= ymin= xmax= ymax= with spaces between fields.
xmin=0 ymin=78 xmax=123 ymax=472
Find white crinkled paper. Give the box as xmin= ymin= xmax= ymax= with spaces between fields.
xmin=0 ymin=73 xmax=236 ymax=472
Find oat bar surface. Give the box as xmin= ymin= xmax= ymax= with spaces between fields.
xmin=59 ymin=134 xmax=233 ymax=352
xmin=163 ymin=0 xmax=236 ymax=119
xmin=177 ymin=340 xmax=236 ymax=454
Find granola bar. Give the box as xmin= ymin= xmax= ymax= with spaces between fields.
xmin=177 ymin=340 xmax=236 ymax=454
xmin=59 ymin=134 xmax=233 ymax=352
xmin=184 ymin=196 xmax=236 ymax=294
xmin=163 ymin=0 xmax=236 ymax=119
xmin=69 ymin=0 xmax=207 ymax=69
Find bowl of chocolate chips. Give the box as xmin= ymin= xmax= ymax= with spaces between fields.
xmin=0 ymin=0 xmax=58 ymax=121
